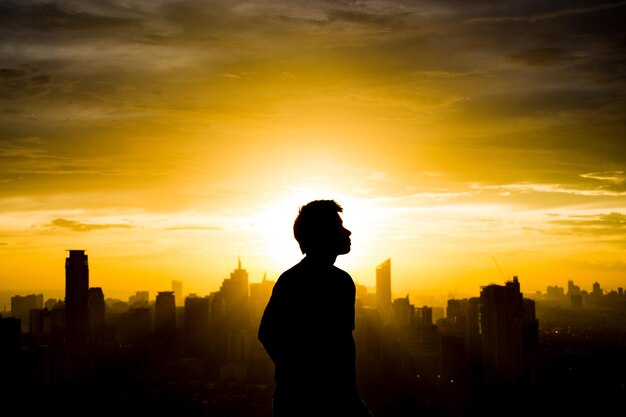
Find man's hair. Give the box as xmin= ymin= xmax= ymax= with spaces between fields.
xmin=293 ymin=200 xmax=343 ymax=254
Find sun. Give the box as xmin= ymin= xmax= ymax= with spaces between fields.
xmin=240 ymin=186 xmax=382 ymax=278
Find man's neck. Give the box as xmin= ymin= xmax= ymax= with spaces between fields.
xmin=303 ymin=252 xmax=337 ymax=267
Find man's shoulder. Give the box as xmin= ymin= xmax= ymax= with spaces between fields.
xmin=278 ymin=261 xmax=304 ymax=279
xmin=275 ymin=260 xmax=354 ymax=284
xmin=331 ymin=266 xmax=356 ymax=294
xmin=274 ymin=261 xmax=305 ymax=289
xmin=332 ymin=265 xmax=353 ymax=280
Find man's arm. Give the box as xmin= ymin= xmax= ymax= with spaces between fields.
xmin=258 ymin=280 xmax=286 ymax=363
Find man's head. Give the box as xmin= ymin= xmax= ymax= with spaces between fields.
xmin=293 ymin=200 xmax=351 ymax=256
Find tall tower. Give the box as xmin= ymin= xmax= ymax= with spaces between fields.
xmin=479 ymin=276 xmax=538 ymax=387
xmin=172 ymin=280 xmax=183 ymax=307
xmin=249 ymin=273 xmax=275 ymax=325
xmin=184 ymin=294 xmax=210 ymax=358
xmin=10 ymin=294 xmax=43 ymax=332
xmin=88 ymin=287 xmax=105 ymax=344
xmin=220 ymin=257 xmax=250 ymax=330
xmin=155 ymin=291 xmax=176 ymax=342
xmin=376 ymin=259 xmax=392 ymax=315
xmin=65 ymin=250 xmax=89 ymax=347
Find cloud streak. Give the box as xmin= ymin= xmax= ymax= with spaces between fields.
xmin=541 ymin=212 xmax=626 ymax=238
xmin=580 ymin=171 xmax=625 ymax=184
xmin=465 ymin=1 xmax=626 ymax=24
xmin=165 ymin=225 xmax=222 ymax=231
xmin=44 ymin=218 xmax=133 ymax=232
xmin=473 ymin=183 xmax=626 ymax=197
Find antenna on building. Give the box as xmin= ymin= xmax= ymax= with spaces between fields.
xmin=450 ymin=284 xmax=458 ymax=300
xmin=238 ymin=256 xmax=241 ymax=270
xmin=491 ymin=256 xmax=507 ymax=280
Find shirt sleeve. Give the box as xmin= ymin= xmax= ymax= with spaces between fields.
xmin=258 ymin=276 xmax=287 ymax=363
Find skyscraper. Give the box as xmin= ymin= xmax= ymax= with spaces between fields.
xmin=567 ymin=280 xmax=581 ymax=296
xmin=592 ymin=281 xmax=603 ymax=297
xmin=172 ymin=280 xmax=183 ymax=307
xmin=155 ymin=291 xmax=176 ymax=342
xmin=129 ymin=291 xmax=149 ymax=308
xmin=88 ymin=287 xmax=105 ymax=344
xmin=131 ymin=307 xmax=152 ymax=345
xmin=220 ymin=257 xmax=250 ymax=331
xmin=211 ymin=258 xmax=252 ymax=378
xmin=479 ymin=276 xmax=538 ymax=387
xmin=184 ymin=294 xmax=210 ymax=358
xmin=376 ymin=259 xmax=392 ymax=321
xmin=249 ymin=273 xmax=274 ymax=325
xmin=10 ymin=294 xmax=43 ymax=332
xmin=65 ymin=250 xmax=89 ymax=347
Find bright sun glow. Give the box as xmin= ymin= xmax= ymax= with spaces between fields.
xmin=235 ymin=186 xmax=385 ymax=278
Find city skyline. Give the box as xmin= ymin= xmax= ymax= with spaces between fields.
xmin=1 ymin=1 xmax=625 ymax=298
xmin=2 ymin=252 xmax=620 ymax=312
xmin=3 ymin=246 xmax=623 ymax=417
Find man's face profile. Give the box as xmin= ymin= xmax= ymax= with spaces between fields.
xmin=332 ymin=212 xmax=352 ymax=256
xmin=293 ymin=200 xmax=352 ymax=257
xmin=310 ymin=211 xmax=351 ymax=257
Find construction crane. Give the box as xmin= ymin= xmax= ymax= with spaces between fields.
xmin=491 ymin=256 xmax=507 ymax=280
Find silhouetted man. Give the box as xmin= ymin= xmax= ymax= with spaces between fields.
xmin=259 ymin=200 xmax=371 ymax=417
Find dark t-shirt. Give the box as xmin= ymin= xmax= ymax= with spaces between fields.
xmin=259 ymin=257 xmax=360 ymax=409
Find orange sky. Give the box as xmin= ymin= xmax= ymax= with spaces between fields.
xmin=1 ymin=1 xmax=625 ymax=304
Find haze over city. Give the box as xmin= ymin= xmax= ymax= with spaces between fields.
xmin=3 ymin=249 xmax=624 ymax=417
xmin=1 ymin=0 xmax=625 ymax=299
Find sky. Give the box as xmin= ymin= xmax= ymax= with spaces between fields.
xmin=1 ymin=0 xmax=625 ymax=303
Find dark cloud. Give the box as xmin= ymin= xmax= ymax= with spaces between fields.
xmin=2 ymin=109 xmax=24 ymax=115
xmin=0 ymin=137 xmax=51 ymax=159
xmin=507 ymin=47 xmax=582 ymax=67
xmin=459 ymin=86 xmax=621 ymax=118
xmin=28 ymin=75 xmax=51 ymax=85
xmin=454 ymin=2 xmax=626 ymax=79
xmin=463 ymin=1 xmax=626 ymax=23
xmin=442 ymin=86 xmax=625 ymax=173
xmin=325 ymin=8 xmax=410 ymax=26
xmin=0 ymin=0 xmax=624 ymax=202
xmin=0 ymin=0 xmax=141 ymax=32
xmin=1 ymin=67 xmax=58 ymax=100
xmin=0 ymin=68 xmax=27 ymax=79
xmin=44 ymin=218 xmax=133 ymax=232
xmin=550 ymin=212 xmax=626 ymax=236
xmin=1 ymin=1 xmax=622 ymax=86
xmin=276 ymin=14 xmax=328 ymax=26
